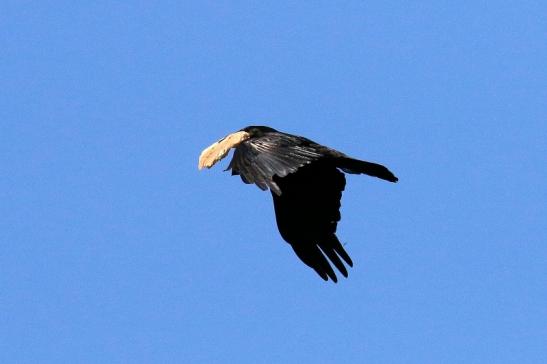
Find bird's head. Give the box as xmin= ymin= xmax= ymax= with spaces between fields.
xmin=240 ymin=125 xmax=277 ymax=137
xmin=198 ymin=126 xmax=277 ymax=170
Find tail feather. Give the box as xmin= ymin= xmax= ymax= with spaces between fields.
xmin=338 ymin=157 xmax=398 ymax=182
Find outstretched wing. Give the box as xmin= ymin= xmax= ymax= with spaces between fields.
xmin=270 ymin=161 xmax=353 ymax=282
xmin=227 ymin=131 xmax=398 ymax=195
xmin=226 ymin=132 xmax=324 ymax=195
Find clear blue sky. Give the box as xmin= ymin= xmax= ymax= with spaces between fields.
xmin=2 ymin=2 xmax=546 ymax=363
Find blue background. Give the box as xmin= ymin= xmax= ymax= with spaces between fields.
xmin=2 ymin=2 xmax=546 ymax=363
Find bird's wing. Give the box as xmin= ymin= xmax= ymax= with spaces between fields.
xmin=270 ymin=161 xmax=353 ymax=282
xmin=226 ymin=133 xmax=324 ymax=195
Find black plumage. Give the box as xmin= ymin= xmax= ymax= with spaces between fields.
xmin=199 ymin=125 xmax=398 ymax=282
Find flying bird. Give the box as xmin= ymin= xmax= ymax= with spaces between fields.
xmin=198 ymin=126 xmax=398 ymax=282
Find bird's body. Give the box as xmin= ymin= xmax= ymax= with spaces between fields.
xmin=199 ymin=126 xmax=398 ymax=282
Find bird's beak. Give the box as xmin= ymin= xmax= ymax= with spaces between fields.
xmin=198 ymin=131 xmax=250 ymax=170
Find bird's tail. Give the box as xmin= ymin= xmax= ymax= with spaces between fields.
xmin=337 ymin=157 xmax=398 ymax=182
